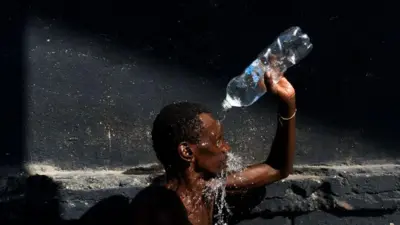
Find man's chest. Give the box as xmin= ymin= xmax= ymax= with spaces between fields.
xmin=186 ymin=201 xmax=214 ymax=225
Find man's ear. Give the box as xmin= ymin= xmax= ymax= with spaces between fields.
xmin=178 ymin=142 xmax=194 ymax=162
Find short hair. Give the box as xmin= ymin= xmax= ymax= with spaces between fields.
xmin=151 ymin=102 xmax=211 ymax=171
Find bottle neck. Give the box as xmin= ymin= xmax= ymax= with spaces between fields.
xmin=222 ymin=99 xmax=232 ymax=111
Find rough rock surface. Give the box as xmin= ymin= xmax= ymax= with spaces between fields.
xmin=1 ymin=164 xmax=400 ymax=224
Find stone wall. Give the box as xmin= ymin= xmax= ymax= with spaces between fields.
xmin=2 ymin=164 xmax=400 ymax=224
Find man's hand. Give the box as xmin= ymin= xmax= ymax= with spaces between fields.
xmin=264 ymin=72 xmax=296 ymax=105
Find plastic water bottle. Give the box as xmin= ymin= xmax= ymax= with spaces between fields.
xmin=221 ymin=26 xmax=313 ymax=110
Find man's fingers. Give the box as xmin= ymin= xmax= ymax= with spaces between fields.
xmin=265 ymin=71 xmax=281 ymax=94
xmin=264 ymin=72 xmax=274 ymax=91
xmin=264 ymin=72 xmax=274 ymax=85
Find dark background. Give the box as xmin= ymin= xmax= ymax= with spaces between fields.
xmin=2 ymin=0 xmax=400 ymax=170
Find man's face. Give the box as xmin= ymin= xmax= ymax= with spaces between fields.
xmin=192 ymin=113 xmax=230 ymax=177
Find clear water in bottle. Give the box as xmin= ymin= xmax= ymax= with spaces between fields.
xmin=221 ymin=59 xmax=267 ymax=110
xmin=222 ymin=26 xmax=313 ymax=111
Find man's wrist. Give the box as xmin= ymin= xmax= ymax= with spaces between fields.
xmin=278 ymin=96 xmax=296 ymax=118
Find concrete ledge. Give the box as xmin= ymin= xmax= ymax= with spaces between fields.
xmin=255 ymin=165 xmax=400 ymax=214
xmin=1 ymin=164 xmax=400 ymax=224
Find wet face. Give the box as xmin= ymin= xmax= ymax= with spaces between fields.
xmin=192 ymin=113 xmax=230 ymax=177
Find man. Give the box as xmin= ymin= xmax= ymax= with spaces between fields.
xmin=130 ymin=72 xmax=296 ymax=225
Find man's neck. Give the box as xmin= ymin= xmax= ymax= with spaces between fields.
xmin=165 ymin=168 xmax=209 ymax=198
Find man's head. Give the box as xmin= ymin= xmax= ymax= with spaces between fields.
xmin=152 ymin=102 xmax=230 ymax=178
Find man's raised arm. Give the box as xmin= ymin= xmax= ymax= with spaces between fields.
xmin=226 ymin=74 xmax=296 ymax=191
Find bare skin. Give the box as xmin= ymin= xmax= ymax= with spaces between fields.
xmin=131 ymin=72 xmax=296 ymax=225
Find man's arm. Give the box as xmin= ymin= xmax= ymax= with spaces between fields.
xmin=226 ymin=76 xmax=296 ymax=191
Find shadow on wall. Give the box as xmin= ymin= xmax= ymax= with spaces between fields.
xmin=1 ymin=175 xmax=63 ymax=225
xmin=0 ymin=174 xmax=126 ymax=225
xmin=27 ymin=0 xmax=400 ymax=158
xmin=1 ymin=0 xmax=26 ymax=169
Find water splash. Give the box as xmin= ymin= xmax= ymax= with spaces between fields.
xmin=217 ymin=101 xmax=234 ymax=123
xmin=107 ymin=129 xmax=112 ymax=151
xmin=226 ymin=152 xmax=245 ymax=173
xmin=204 ymin=152 xmax=245 ymax=225
xmin=217 ymin=109 xmax=227 ymax=122
xmin=210 ymin=172 xmax=230 ymax=225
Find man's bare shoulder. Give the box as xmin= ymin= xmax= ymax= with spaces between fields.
xmin=129 ymin=185 xmax=191 ymax=225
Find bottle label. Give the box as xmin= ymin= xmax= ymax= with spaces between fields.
xmin=245 ymin=65 xmax=261 ymax=88
xmin=245 ymin=65 xmax=254 ymax=75
xmin=250 ymin=59 xmax=260 ymax=67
